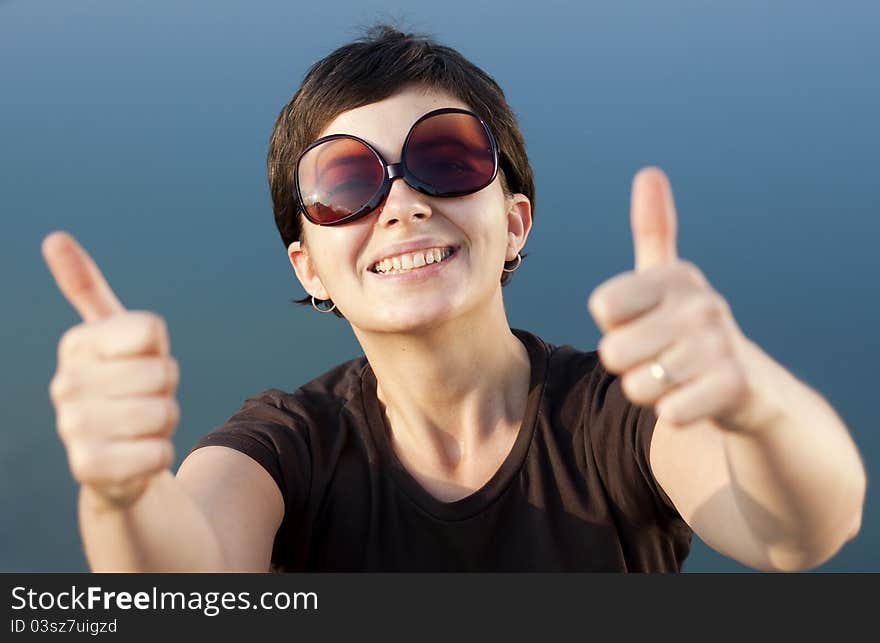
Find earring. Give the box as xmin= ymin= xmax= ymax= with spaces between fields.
xmin=502 ymin=252 xmax=522 ymax=273
xmin=311 ymin=295 xmax=337 ymax=313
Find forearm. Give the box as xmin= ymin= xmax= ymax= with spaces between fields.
xmin=79 ymin=470 xmax=227 ymax=572
xmin=723 ymin=340 xmax=866 ymax=570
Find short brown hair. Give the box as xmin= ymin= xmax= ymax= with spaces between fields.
xmin=267 ymin=25 xmax=535 ymax=317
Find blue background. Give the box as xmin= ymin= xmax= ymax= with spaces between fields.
xmin=1 ymin=0 xmax=877 ymax=571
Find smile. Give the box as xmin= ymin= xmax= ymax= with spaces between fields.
xmin=369 ymin=246 xmax=457 ymax=275
xmin=368 ymin=247 xmax=459 ymax=281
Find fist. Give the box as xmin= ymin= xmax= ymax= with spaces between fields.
xmin=43 ymin=232 xmax=179 ymax=508
xmin=588 ymin=168 xmax=753 ymax=429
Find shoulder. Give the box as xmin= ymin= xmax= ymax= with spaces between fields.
xmin=232 ymin=355 xmax=369 ymax=428
xmin=515 ymin=329 xmax=603 ymax=401
xmin=511 ymin=328 xmax=639 ymax=421
xmin=285 ymin=354 xmax=370 ymax=415
xmin=190 ymin=354 xmax=369 ymax=465
xmin=187 ymin=355 xmax=371 ymax=511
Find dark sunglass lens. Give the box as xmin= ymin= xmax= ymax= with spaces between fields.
xmin=297 ymin=138 xmax=384 ymax=224
xmin=405 ymin=112 xmax=496 ymax=196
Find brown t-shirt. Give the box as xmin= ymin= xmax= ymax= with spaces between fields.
xmin=190 ymin=328 xmax=692 ymax=571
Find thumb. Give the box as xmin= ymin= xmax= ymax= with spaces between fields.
xmin=41 ymin=231 xmax=126 ymax=322
xmin=630 ymin=166 xmax=678 ymax=272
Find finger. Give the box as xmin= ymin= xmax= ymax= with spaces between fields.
xmin=68 ymin=439 xmax=174 ymax=488
xmin=619 ymin=331 xmax=728 ymax=406
xmin=631 ymin=167 xmax=678 ymax=272
xmin=655 ymin=360 xmax=749 ymax=426
xmin=57 ymin=311 xmax=170 ymax=361
xmin=57 ymin=396 xmax=179 ymax=441
xmin=588 ymin=271 xmax=664 ymax=332
xmin=597 ymin=302 xmax=678 ymax=373
xmin=596 ymin=285 xmax=729 ymax=371
xmin=42 ymin=231 xmax=125 ymax=322
xmin=50 ymin=356 xmax=179 ymax=402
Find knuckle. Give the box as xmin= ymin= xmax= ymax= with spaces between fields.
xmin=165 ymin=357 xmax=180 ymax=391
xmin=163 ymin=398 xmax=180 ymax=433
xmin=132 ymin=309 xmax=154 ymax=333
xmin=668 ymin=262 xmax=688 ymax=283
xmin=58 ymin=325 xmax=83 ymax=361
xmin=690 ymin=292 xmax=726 ymax=325
xmin=597 ymin=337 xmax=620 ymax=371
xmin=49 ymin=371 xmax=73 ymax=403
xmin=621 ymin=372 xmax=646 ymax=403
xmin=708 ymin=291 xmax=729 ymax=313
xmin=57 ymin=402 xmax=86 ymax=439
xmin=147 ymin=312 xmax=169 ymax=343
xmin=131 ymin=311 xmax=167 ymax=349
xmin=680 ymin=260 xmax=705 ymax=284
xmin=68 ymin=444 xmax=98 ymax=481
xmin=588 ymin=290 xmax=608 ymax=321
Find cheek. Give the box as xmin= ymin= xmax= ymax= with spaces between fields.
xmin=312 ymin=229 xmax=369 ymax=280
xmin=447 ymin=186 xmax=508 ymax=228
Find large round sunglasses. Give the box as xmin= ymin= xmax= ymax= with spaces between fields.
xmin=295 ymin=107 xmax=499 ymax=226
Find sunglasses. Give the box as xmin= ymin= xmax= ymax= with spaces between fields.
xmin=295 ymin=107 xmax=499 ymax=226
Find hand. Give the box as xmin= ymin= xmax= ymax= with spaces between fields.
xmin=43 ymin=232 xmax=179 ymax=509
xmin=587 ymin=168 xmax=756 ymax=430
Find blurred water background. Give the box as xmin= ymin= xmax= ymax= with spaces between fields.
xmin=1 ymin=0 xmax=877 ymax=571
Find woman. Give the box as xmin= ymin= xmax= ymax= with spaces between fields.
xmin=43 ymin=27 xmax=865 ymax=572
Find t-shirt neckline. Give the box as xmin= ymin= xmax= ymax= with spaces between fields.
xmin=360 ymin=328 xmax=549 ymax=522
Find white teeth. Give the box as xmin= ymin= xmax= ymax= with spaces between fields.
xmin=373 ymin=246 xmax=454 ymax=274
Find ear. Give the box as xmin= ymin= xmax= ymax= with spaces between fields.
xmin=505 ymin=193 xmax=533 ymax=261
xmin=288 ymin=241 xmax=330 ymax=300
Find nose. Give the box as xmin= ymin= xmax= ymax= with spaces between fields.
xmin=375 ymin=171 xmax=432 ymax=228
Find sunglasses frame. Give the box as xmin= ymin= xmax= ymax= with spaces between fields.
xmin=294 ymin=107 xmax=500 ymax=226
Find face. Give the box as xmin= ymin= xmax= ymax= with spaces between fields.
xmin=287 ymin=86 xmax=532 ymax=335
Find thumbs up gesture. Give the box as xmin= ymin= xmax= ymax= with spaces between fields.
xmin=588 ymin=168 xmax=754 ymax=429
xmin=42 ymin=232 xmax=179 ymax=509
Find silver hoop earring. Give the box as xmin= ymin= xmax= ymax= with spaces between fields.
xmin=502 ymin=253 xmax=522 ymax=273
xmin=311 ymin=295 xmax=337 ymax=313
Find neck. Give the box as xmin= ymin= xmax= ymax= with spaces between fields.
xmin=352 ymin=291 xmax=531 ymax=472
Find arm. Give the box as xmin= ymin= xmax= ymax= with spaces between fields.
xmin=649 ymin=337 xmax=865 ymax=571
xmin=588 ymin=168 xmax=866 ymax=571
xmin=43 ymin=232 xmax=282 ymax=572
xmin=79 ymin=470 xmax=223 ymax=572
xmin=79 ymin=448 xmax=283 ymax=572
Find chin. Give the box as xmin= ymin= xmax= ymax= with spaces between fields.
xmin=359 ymin=301 xmax=459 ymax=335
